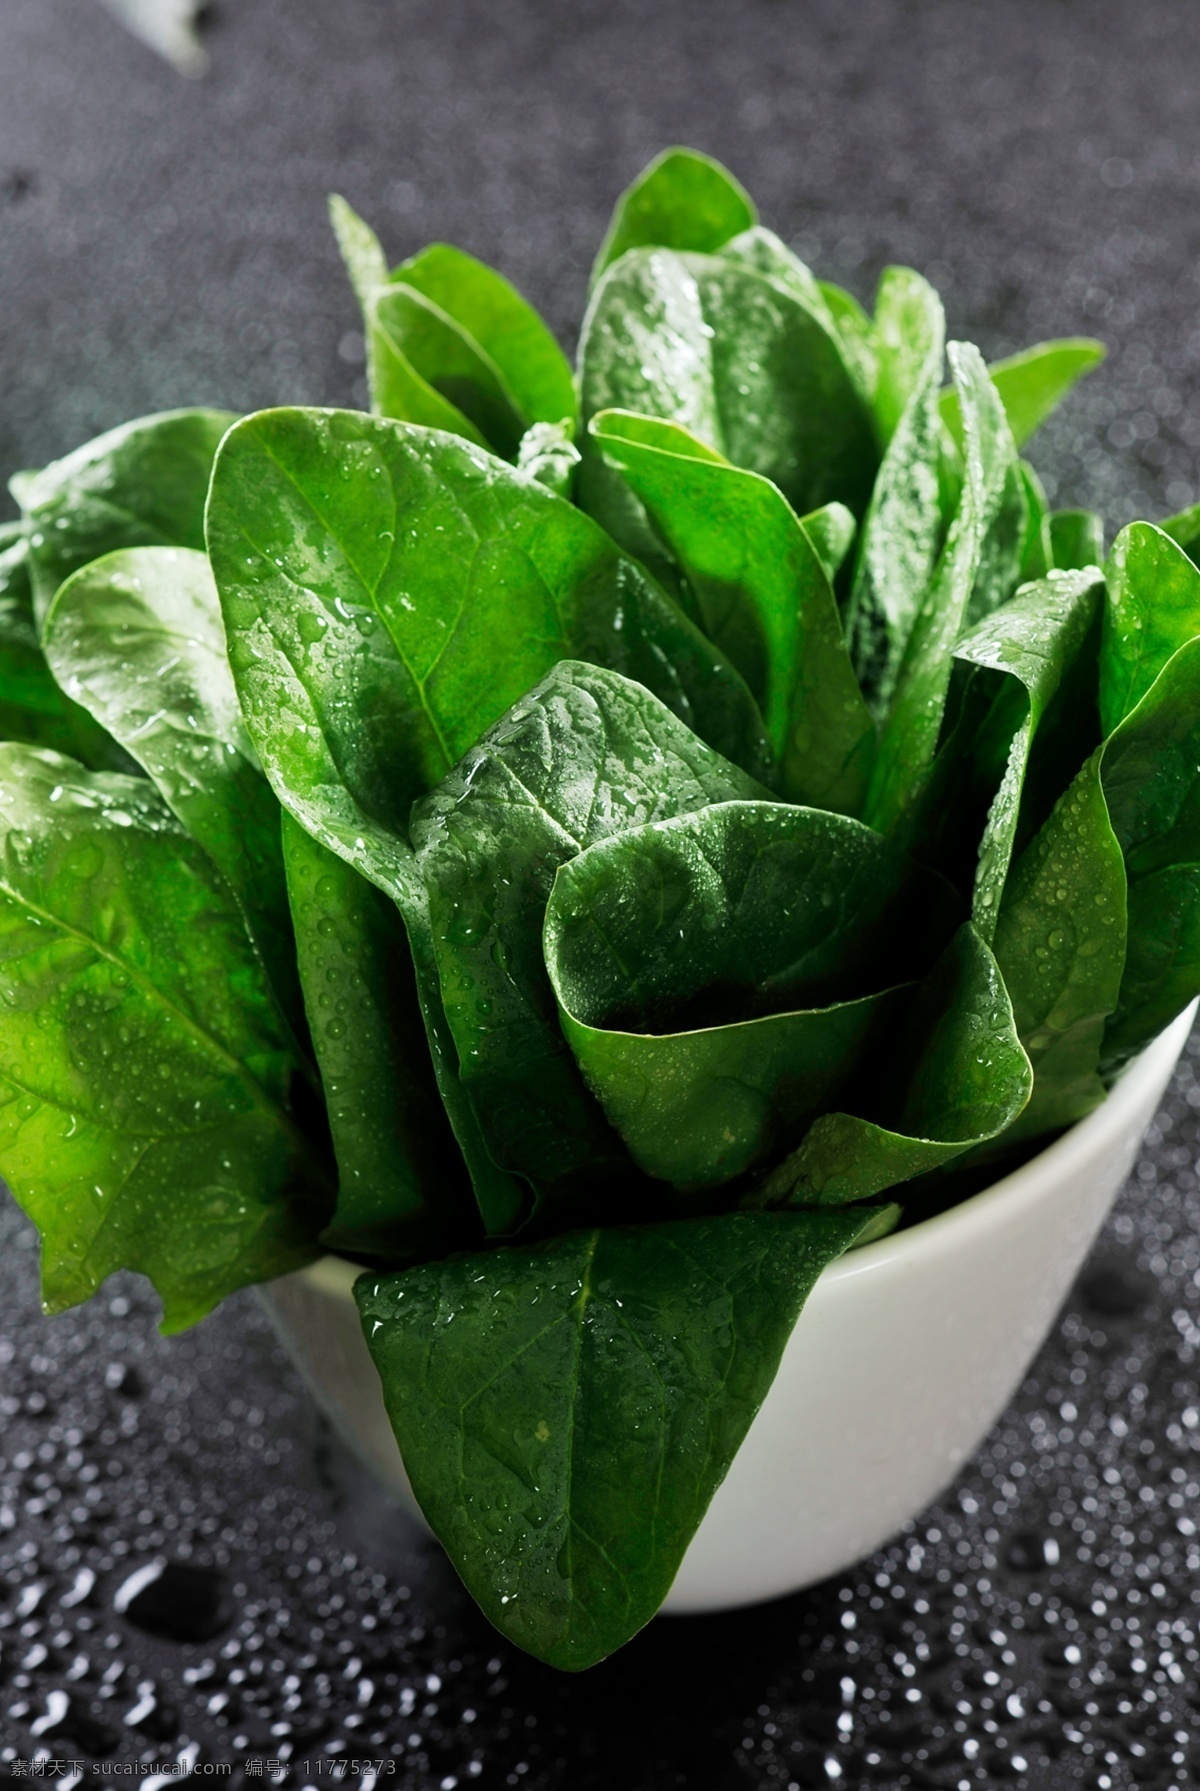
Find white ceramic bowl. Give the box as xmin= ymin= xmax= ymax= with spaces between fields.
xmin=259 ymin=1003 xmax=1194 ymax=1615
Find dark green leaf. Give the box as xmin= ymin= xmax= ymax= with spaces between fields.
xmin=845 ymin=269 xmax=945 ymax=711
xmin=18 ymin=409 xmax=236 ymax=627
xmin=1108 ymin=863 xmax=1200 ymax=1067
xmin=207 ymin=406 xmax=770 ymax=847
xmin=866 ymin=343 xmax=1017 ymax=830
xmin=578 ymin=247 xmax=879 ymax=542
xmin=207 ymin=408 xmax=768 ymax=1232
xmin=1101 ymin=637 xmax=1200 ymax=1062
xmin=0 ymin=746 xmax=327 ymax=1331
xmin=591 ymin=408 xmax=874 ymax=811
xmin=281 ymin=814 xmax=475 ymax=1260
xmin=954 ymin=570 xmax=1103 ymax=938
xmin=940 ymin=338 xmax=1105 ymax=450
xmin=755 ymin=924 xmax=1031 ymax=1205
xmin=1100 ymin=521 xmax=1200 ymax=735
xmin=591 ymin=147 xmax=756 ymax=285
xmin=0 ymin=527 xmax=126 ymax=768
xmin=355 ymin=1205 xmax=878 ymax=1670
xmin=395 ymin=243 xmax=577 ymax=431
xmin=411 ymin=662 xmax=764 ymax=1212
xmin=993 ymin=746 xmax=1126 ymax=1137
xmin=544 ymin=800 xmax=947 ymax=1189
xmin=367 ymin=283 xmax=526 ymax=456
xmin=42 ymin=546 xmax=299 ymax=1022
xmin=967 ymin=457 xmax=1029 ymax=628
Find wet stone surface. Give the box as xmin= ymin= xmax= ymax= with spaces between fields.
xmin=1 ymin=1032 xmax=1199 ymax=1787
xmin=6 ymin=0 xmax=1200 ymax=1783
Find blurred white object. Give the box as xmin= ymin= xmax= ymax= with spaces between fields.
xmin=260 ymin=1001 xmax=1195 ymax=1615
xmin=98 ymin=0 xmax=208 ymax=75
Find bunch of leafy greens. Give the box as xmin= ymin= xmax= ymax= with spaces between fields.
xmin=2 ymin=147 xmax=1197 ymax=1669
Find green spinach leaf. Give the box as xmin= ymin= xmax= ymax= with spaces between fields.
xmin=1159 ymin=500 xmax=1200 ymax=565
xmin=578 ymin=247 xmax=879 ymax=558
xmin=1101 ymin=521 xmax=1200 ymax=735
xmin=394 ymin=243 xmax=577 ymax=431
xmin=367 ymin=284 xmax=525 ymax=455
xmin=206 ymin=407 xmax=768 ymax=1233
xmin=1100 ymin=636 xmax=1200 ymax=1063
xmin=866 ymin=343 xmax=1017 ymax=830
xmin=956 ymin=570 xmax=1103 ymax=937
xmin=207 ymin=406 xmax=770 ymax=842
xmin=845 ymin=269 xmax=945 ymax=710
xmin=544 ymin=800 xmax=947 ymax=1189
xmin=328 ymin=193 xmax=390 ymax=305
xmin=591 ymin=408 xmax=875 ymax=811
xmin=411 ymin=662 xmax=765 ymax=1214
xmin=355 ymin=1205 xmax=880 ymax=1670
xmin=818 ymin=281 xmax=877 ymax=408
xmin=18 ymin=409 xmax=235 ymax=628
xmin=940 ymin=338 xmax=1105 ymax=450
xmin=42 ymin=546 xmax=299 ymax=1022
xmin=993 ymin=746 xmax=1126 ymax=1136
xmin=1048 ymin=508 xmax=1104 ymax=573
xmin=282 ymin=814 xmax=475 ymax=1260
xmin=516 ymin=420 xmax=580 ymax=499
xmin=755 ymin=924 xmax=1031 ymax=1205
xmin=0 ymin=526 xmax=125 ymax=768
xmin=0 ymin=745 xmax=328 ymax=1331
xmin=591 ymin=147 xmax=756 ymax=285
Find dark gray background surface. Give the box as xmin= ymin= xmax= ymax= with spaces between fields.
xmin=3 ymin=1 xmax=1200 ymax=1786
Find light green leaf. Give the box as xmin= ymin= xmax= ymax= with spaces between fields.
xmin=1100 ymin=521 xmax=1200 ymax=735
xmin=516 ymin=420 xmax=580 ymax=499
xmin=941 ymin=338 xmax=1105 ymax=450
xmin=1048 ymin=508 xmax=1104 ymax=573
xmin=1159 ymin=501 xmax=1200 ymax=566
xmin=1017 ymin=462 xmax=1053 ymax=583
xmin=43 ymin=547 xmax=298 ymax=1021
xmin=328 ymin=193 xmax=389 ymax=307
xmin=0 ymin=746 xmax=327 ymax=1331
xmin=591 ymin=147 xmax=756 ymax=285
xmin=395 ymin=243 xmax=577 ymax=430
xmin=799 ymin=501 xmax=857 ymax=586
xmin=818 ymin=281 xmax=877 ymax=408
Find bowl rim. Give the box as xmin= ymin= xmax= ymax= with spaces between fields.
xmin=292 ymin=1000 xmax=1197 ymax=1305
